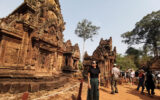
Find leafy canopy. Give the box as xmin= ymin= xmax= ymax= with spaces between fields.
xmin=75 ymin=19 xmax=100 ymax=42
xmin=121 ymin=10 xmax=160 ymax=56
xmin=116 ymin=54 xmax=137 ymax=71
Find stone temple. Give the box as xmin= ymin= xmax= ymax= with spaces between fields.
xmin=83 ymin=37 xmax=117 ymax=85
xmin=0 ymin=0 xmax=80 ymax=93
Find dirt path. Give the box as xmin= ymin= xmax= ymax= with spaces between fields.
xmin=81 ymin=83 xmax=160 ymax=100
xmin=0 ymin=82 xmax=160 ymax=100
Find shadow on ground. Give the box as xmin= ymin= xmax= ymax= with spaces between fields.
xmin=100 ymin=88 xmax=111 ymax=94
xmin=124 ymin=85 xmax=160 ymax=100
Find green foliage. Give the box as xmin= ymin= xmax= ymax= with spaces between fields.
xmin=78 ymin=60 xmax=83 ymax=70
xmin=121 ymin=10 xmax=160 ymax=56
xmin=124 ymin=47 xmax=152 ymax=68
xmin=126 ymin=47 xmax=142 ymax=56
xmin=138 ymin=55 xmax=152 ymax=66
xmin=125 ymin=47 xmax=143 ymax=68
xmin=116 ymin=54 xmax=137 ymax=71
xmin=75 ymin=19 xmax=100 ymax=42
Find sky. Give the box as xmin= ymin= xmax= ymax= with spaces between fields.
xmin=0 ymin=0 xmax=160 ymax=57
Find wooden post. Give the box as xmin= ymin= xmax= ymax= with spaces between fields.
xmin=77 ymin=79 xmax=83 ymax=100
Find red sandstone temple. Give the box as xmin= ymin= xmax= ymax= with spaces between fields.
xmin=0 ymin=0 xmax=80 ymax=93
xmin=0 ymin=0 xmax=80 ymax=76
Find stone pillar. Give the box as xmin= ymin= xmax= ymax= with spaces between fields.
xmin=50 ymin=53 xmax=54 ymax=73
xmin=75 ymin=60 xmax=79 ymax=70
xmin=0 ymin=36 xmax=5 ymax=66
xmin=69 ymin=56 xmax=73 ymax=69
xmin=25 ymin=32 xmax=33 ymax=67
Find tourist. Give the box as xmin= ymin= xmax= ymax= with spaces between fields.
xmin=111 ymin=63 xmax=120 ymax=94
xmin=157 ymin=72 xmax=160 ymax=88
xmin=130 ymin=69 xmax=135 ymax=85
xmin=126 ymin=69 xmax=130 ymax=83
xmin=145 ymin=70 xmax=155 ymax=96
xmin=137 ymin=69 xmax=145 ymax=94
xmin=124 ymin=71 xmax=127 ymax=83
xmin=128 ymin=69 xmax=132 ymax=83
xmin=87 ymin=61 xmax=100 ymax=100
xmin=121 ymin=71 xmax=125 ymax=84
xmin=135 ymin=70 xmax=139 ymax=84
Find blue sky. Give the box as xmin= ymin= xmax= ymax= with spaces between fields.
xmin=0 ymin=0 xmax=160 ymax=56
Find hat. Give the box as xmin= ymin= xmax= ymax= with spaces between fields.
xmin=114 ymin=63 xmax=117 ymax=66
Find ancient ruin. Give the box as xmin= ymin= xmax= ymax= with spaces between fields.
xmin=83 ymin=37 xmax=116 ymax=85
xmin=0 ymin=0 xmax=80 ymax=93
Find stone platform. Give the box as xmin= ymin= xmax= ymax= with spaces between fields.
xmin=0 ymin=73 xmax=72 ymax=94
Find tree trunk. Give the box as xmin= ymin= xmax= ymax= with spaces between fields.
xmin=82 ymin=40 xmax=85 ymax=62
xmin=153 ymin=42 xmax=158 ymax=57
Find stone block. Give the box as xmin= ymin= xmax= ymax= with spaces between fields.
xmin=1 ymin=83 xmax=11 ymax=93
xmin=10 ymin=83 xmax=29 ymax=94
xmin=29 ymin=83 xmax=39 ymax=92
xmin=39 ymin=83 xmax=46 ymax=91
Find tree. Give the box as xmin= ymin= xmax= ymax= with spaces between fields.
xmin=116 ymin=54 xmax=137 ymax=71
xmin=75 ymin=19 xmax=100 ymax=61
xmin=125 ymin=47 xmax=143 ymax=68
xmin=138 ymin=55 xmax=151 ymax=67
xmin=121 ymin=10 xmax=160 ymax=57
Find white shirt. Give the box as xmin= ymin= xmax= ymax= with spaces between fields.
xmin=131 ymin=71 xmax=135 ymax=78
xmin=112 ymin=67 xmax=120 ymax=78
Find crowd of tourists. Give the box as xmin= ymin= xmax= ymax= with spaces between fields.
xmin=87 ymin=60 xmax=160 ymax=100
xmin=136 ymin=69 xmax=160 ymax=95
xmin=120 ymin=68 xmax=160 ymax=95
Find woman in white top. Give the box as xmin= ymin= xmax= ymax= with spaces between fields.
xmin=130 ymin=69 xmax=135 ymax=85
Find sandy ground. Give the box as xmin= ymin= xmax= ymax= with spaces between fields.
xmin=0 ymin=82 xmax=160 ymax=100
xmin=81 ymin=83 xmax=160 ymax=100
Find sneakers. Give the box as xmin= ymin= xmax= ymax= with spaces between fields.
xmin=151 ymin=92 xmax=155 ymax=95
xmin=115 ymin=91 xmax=118 ymax=93
xmin=111 ymin=91 xmax=118 ymax=94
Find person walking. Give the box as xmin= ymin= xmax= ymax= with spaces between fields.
xmin=137 ymin=69 xmax=145 ymax=94
xmin=145 ymin=70 xmax=155 ymax=96
xmin=111 ymin=63 xmax=120 ymax=94
xmin=130 ymin=69 xmax=135 ymax=85
xmin=87 ymin=61 xmax=100 ymax=100
xmin=157 ymin=72 xmax=160 ymax=88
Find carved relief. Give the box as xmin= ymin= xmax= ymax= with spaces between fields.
xmin=0 ymin=0 xmax=80 ymax=76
